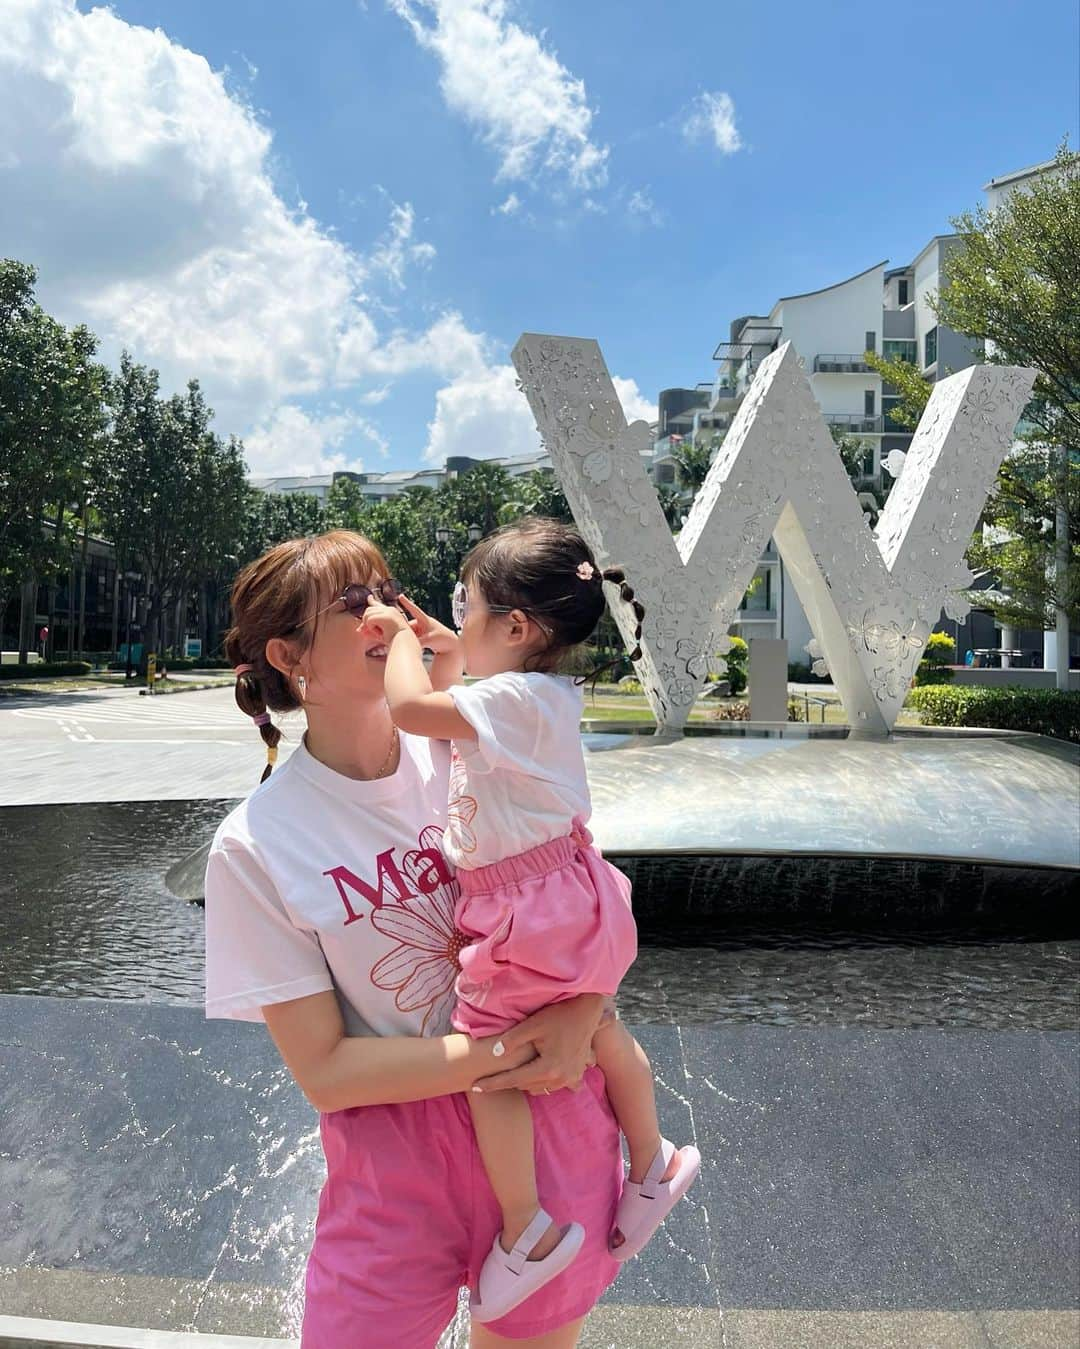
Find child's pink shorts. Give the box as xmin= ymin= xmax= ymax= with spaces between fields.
xmin=452 ymin=821 xmax=638 ymax=1038
xmin=302 ymin=1066 xmax=622 ymax=1346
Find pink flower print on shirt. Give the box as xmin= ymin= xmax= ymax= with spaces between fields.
xmin=448 ymin=792 xmax=479 ymax=855
xmin=370 ymin=824 xmax=467 ymax=1034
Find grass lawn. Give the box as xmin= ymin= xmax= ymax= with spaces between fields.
xmin=581 ymin=686 xmax=924 ymax=729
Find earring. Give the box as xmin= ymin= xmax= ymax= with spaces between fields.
xmin=297 ymin=675 xmax=307 ymax=701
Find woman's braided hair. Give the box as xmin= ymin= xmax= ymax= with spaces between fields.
xmin=222 ymin=530 xmax=390 ymax=784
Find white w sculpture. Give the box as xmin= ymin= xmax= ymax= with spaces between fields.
xmin=511 ymin=334 xmax=1034 ymax=736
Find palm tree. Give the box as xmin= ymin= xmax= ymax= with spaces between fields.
xmin=673 ymin=440 xmax=715 ymax=499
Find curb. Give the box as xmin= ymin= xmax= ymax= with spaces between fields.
xmin=138 ymin=681 xmax=232 ymax=697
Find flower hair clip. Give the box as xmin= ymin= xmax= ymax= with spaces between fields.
xmin=576 ymin=561 xmax=595 ymax=581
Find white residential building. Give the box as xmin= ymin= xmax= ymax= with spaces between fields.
xmin=250 ymin=450 xmax=552 ymax=505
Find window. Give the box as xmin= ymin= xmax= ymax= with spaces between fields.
xmin=864 ymin=390 xmax=876 ymax=417
xmin=882 ymin=396 xmax=904 ymax=430
xmin=865 ymin=331 xmax=876 ymax=355
xmin=883 ymin=339 xmax=917 ymax=366
xmin=924 ymin=326 xmax=938 ymax=368
xmin=898 ymin=279 xmax=909 ymax=305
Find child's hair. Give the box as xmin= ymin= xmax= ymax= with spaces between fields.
xmin=223 ymin=529 xmax=390 ymax=782
xmin=460 ymin=516 xmax=645 ymax=679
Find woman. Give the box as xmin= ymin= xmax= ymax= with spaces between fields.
xmin=204 ymin=530 xmax=623 ymax=1348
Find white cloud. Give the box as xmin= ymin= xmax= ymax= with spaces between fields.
xmin=245 ymin=406 xmax=389 ymax=477
xmin=0 ymin=0 xmax=478 ymax=456
xmin=494 ymin=192 xmax=521 ymax=215
xmin=611 ymin=376 xmax=656 ymax=426
xmin=388 ymin=0 xmax=608 ymax=191
xmin=368 ymin=200 xmax=437 ymax=288
xmin=422 ymin=364 xmax=655 ymax=464
xmin=682 ymin=91 xmax=743 ymax=155
xmin=627 ymin=187 xmax=662 ymax=227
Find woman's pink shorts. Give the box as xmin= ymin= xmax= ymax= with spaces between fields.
xmin=302 ymin=1066 xmax=623 ymax=1347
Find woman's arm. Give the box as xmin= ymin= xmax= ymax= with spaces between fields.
xmin=262 ymin=990 xmax=606 ymax=1112
xmin=263 ymin=990 xmax=535 ymax=1113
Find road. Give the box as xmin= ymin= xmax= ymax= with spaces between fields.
xmin=1 ymin=686 xmax=299 ymax=805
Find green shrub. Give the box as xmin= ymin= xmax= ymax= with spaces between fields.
xmin=914 ymin=630 xmax=957 ymax=686
xmin=617 ymin=678 xmax=644 ymax=694
xmin=722 ymin=635 xmax=749 ymax=696
xmin=907 ymin=684 xmax=1080 ymax=743
xmin=0 ymin=661 xmax=92 ymax=680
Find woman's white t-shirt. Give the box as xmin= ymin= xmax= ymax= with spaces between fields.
xmin=204 ymin=733 xmax=462 ymax=1038
xmin=445 ymin=671 xmax=590 ymax=870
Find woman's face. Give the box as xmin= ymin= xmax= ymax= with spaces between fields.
xmin=295 ymin=573 xmax=395 ymax=706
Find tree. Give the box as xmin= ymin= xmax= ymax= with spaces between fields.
xmin=97 ymin=358 xmax=248 ymax=655
xmin=497 ymin=469 xmax=573 ymax=525
xmin=934 ymin=143 xmax=1080 ymax=680
xmin=322 ymin=476 xmax=367 ymax=532
xmin=435 ymin=461 xmax=512 ymax=539
xmin=656 ymin=484 xmax=684 ymax=531
xmin=864 ymin=350 xmax=932 ymax=429
xmin=359 ymin=489 xmax=439 ymax=607
xmin=672 ymin=440 xmax=713 ymax=498
xmin=0 ymin=260 xmax=108 ymax=658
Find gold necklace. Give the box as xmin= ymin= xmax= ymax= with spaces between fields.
xmin=371 ymin=725 xmax=399 ymax=779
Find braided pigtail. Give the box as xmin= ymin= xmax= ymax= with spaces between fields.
xmin=225 ymin=630 xmax=284 ymax=785
xmin=600 ymin=566 xmax=645 ymax=663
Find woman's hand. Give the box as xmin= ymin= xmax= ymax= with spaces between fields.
xmin=398 ymin=594 xmax=460 ymax=656
xmin=471 ymin=994 xmax=607 ymax=1096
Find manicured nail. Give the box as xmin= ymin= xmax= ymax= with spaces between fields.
xmin=471 ymin=1085 xmax=483 ymax=1093
xmin=492 ymin=1041 xmax=505 ymax=1058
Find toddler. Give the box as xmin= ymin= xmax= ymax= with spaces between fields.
xmin=362 ymin=517 xmax=700 ymax=1323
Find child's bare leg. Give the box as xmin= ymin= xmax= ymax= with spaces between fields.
xmin=593 ymin=1019 xmax=681 ymax=1185
xmin=467 ymin=1088 xmax=561 ymax=1259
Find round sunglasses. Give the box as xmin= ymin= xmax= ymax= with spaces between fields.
xmin=451 ymin=580 xmax=558 ymax=634
xmin=295 ymin=578 xmax=404 ymax=630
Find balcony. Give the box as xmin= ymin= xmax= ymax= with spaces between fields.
xmin=824 ymin=413 xmax=883 ymax=434
xmin=814 ymin=354 xmax=874 ymax=373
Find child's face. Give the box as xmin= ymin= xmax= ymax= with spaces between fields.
xmin=456 ymin=578 xmax=542 ymax=678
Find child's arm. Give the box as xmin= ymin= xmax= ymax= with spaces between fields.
xmin=365 ymin=600 xmax=476 ymax=742
xmin=398 ymin=594 xmax=464 ymax=692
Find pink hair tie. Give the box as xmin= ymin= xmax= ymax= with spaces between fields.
xmin=234 ymin=663 xmax=254 ymax=676
xmin=252 ymin=712 xmax=271 ymax=727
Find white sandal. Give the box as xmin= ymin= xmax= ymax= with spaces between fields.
xmin=610 ymin=1139 xmax=701 ymax=1261
xmin=471 ymin=1208 xmax=585 ymax=1323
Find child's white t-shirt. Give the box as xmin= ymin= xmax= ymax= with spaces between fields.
xmin=204 ymin=732 xmax=462 ymax=1038
xmin=444 ymin=671 xmax=589 ymax=870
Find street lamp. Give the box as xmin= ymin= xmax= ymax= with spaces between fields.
xmin=467 ymin=522 xmax=482 ymax=544
xmin=123 ymin=570 xmax=141 ymax=680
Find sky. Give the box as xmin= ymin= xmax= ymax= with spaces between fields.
xmin=1 ymin=0 xmax=1077 ymax=478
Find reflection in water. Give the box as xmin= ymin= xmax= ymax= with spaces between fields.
xmin=0 ymin=799 xmax=221 ymax=1002
xmin=0 ymin=801 xmax=1076 ymax=1030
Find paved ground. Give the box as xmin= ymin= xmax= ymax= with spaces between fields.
xmin=0 ymin=686 xmax=300 ymax=805
xmin=0 ymin=999 xmax=1077 ymax=1349
xmin=2 ymin=688 xmax=1078 ymax=1347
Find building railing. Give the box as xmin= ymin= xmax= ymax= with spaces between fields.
xmin=823 ymin=413 xmax=883 ymax=434
xmin=814 ymin=354 xmax=873 ymax=373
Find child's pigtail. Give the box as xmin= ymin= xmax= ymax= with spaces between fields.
xmin=600 ymin=566 xmax=645 ymax=663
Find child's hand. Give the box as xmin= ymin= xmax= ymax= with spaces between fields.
xmin=398 ymin=594 xmax=460 ymax=655
xmin=361 ymin=598 xmax=411 ymax=642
